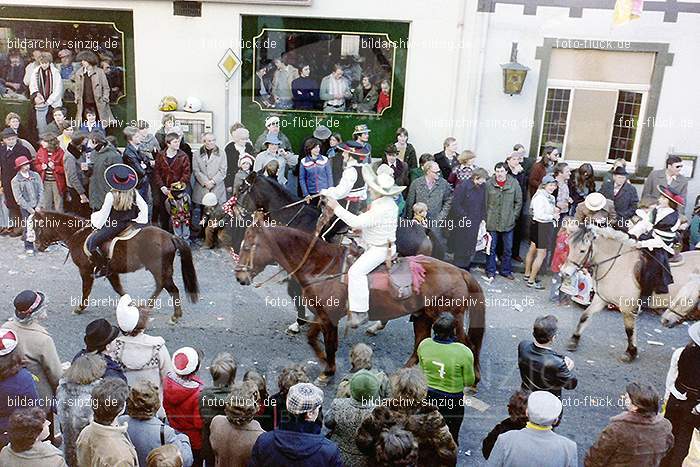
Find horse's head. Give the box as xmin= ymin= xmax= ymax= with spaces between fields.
xmin=32 ymin=211 xmax=57 ymax=252
xmin=234 ymin=211 xmax=275 ymax=285
xmin=560 ymin=224 xmax=594 ymax=277
xmin=661 ymin=268 xmax=700 ymax=328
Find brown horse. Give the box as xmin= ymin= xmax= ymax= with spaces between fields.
xmin=32 ymin=211 xmax=199 ymax=323
xmin=234 ymin=217 xmax=486 ymax=384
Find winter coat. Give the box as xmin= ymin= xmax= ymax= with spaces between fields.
xmin=486 ymin=175 xmax=523 ymax=232
xmin=117 ymin=415 xmax=194 ymax=467
xmin=112 ymin=332 xmax=172 ymax=409
xmin=223 ymin=141 xmax=255 ymax=193
xmin=299 ymin=155 xmax=333 ymax=196
xmin=404 ymin=176 xmax=453 ymax=221
xmin=325 ymin=398 xmax=375 ymax=467
xmin=253 ymin=130 xmax=292 ymax=154
xmin=528 ymin=160 xmax=553 ymax=198
xmin=356 ymin=404 xmax=457 ymax=467
xmin=0 ymin=369 xmax=40 ymax=446
xmin=584 ymin=411 xmax=674 ymax=467
xmin=249 ymin=420 xmax=343 ymax=467
xmin=518 ymin=340 xmax=577 ymax=398
xmin=34 ymin=147 xmax=66 ymax=194
xmin=397 ymin=143 xmax=418 ymax=170
xmin=63 ymin=146 xmax=87 ymax=196
xmin=487 ymin=426 xmax=577 ymax=467
xmin=163 ymin=372 xmax=204 ymax=449
xmin=0 ymin=143 xmax=31 ymax=208
xmin=28 ymin=64 xmax=63 ymax=108
xmin=88 ymin=144 xmax=122 ymax=210
xmin=192 ymin=146 xmax=227 ymax=205
xmin=353 ymin=84 xmax=379 ymax=113
xmin=481 ymin=417 xmax=527 ymax=460
xmin=641 ymin=169 xmax=688 ymax=210
xmin=2 ymin=320 xmax=62 ymax=408
xmin=74 ymin=66 xmax=116 ymax=124
xmin=56 ymin=353 xmax=105 ymax=467
xmin=199 ymin=385 xmax=230 ymax=465
xmin=122 ymin=143 xmax=148 ymax=188
xmin=75 ymin=421 xmax=138 ymax=467
xmin=291 ymin=76 xmax=319 ymax=110
xmin=0 ymin=440 xmax=67 ymax=467
xmin=599 ymin=180 xmax=639 ymax=223
xmin=447 ymin=178 xmax=486 ymax=256
xmin=433 ymin=150 xmax=458 ymax=179
xmin=154 ymin=149 xmax=191 ymax=190
xmin=11 ymin=171 xmax=43 ymax=212
xmin=209 ymin=416 xmax=264 ymax=467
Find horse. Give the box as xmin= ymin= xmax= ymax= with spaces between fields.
xmin=32 ymin=211 xmax=199 ymax=323
xmin=233 ymin=215 xmax=486 ymax=384
xmin=561 ymin=224 xmax=700 ymax=361
xmin=660 ymin=268 xmax=700 ymax=327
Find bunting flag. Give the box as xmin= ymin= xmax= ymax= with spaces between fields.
xmin=613 ymin=0 xmax=644 ymax=26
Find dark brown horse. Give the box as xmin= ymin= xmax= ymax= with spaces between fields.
xmin=32 ymin=211 xmax=199 ymax=323
xmin=234 ymin=218 xmax=486 ymax=384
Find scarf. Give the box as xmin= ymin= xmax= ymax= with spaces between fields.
xmin=37 ymin=67 xmax=53 ymax=100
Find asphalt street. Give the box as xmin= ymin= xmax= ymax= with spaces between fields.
xmin=0 ymin=235 xmax=693 ymax=466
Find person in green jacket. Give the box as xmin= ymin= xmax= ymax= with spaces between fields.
xmin=417 ymin=312 xmax=475 ymax=446
xmin=484 ymin=162 xmax=523 ymax=282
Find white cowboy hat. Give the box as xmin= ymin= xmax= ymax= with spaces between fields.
xmin=689 ymin=321 xmax=700 ymax=347
xmin=584 ymin=192 xmax=607 ymax=212
xmin=362 ymin=163 xmax=405 ymax=197
xmin=202 ymin=192 xmax=218 ymax=207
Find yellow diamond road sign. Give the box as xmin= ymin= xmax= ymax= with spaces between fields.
xmin=218 ymin=48 xmax=240 ymax=80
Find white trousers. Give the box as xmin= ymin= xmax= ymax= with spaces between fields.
xmin=347 ymin=245 xmax=395 ymax=312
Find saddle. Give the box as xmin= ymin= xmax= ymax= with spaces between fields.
xmin=341 ymin=246 xmax=426 ymax=301
xmin=83 ymin=225 xmax=143 ymax=259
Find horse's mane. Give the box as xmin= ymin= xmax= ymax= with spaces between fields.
xmin=255 ymin=175 xmax=300 ymax=204
xmin=570 ymin=224 xmax=636 ymax=247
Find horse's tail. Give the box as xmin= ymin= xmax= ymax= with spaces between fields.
xmin=463 ymin=271 xmax=485 ymax=381
xmin=172 ymin=236 xmax=200 ymax=303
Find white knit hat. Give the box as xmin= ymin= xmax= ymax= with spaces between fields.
xmin=116 ymin=294 xmax=140 ymax=333
xmin=172 ymin=347 xmax=200 ymax=376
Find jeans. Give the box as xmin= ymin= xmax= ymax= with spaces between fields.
xmin=20 ymin=208 xmax=34 ymax=250
xmin=486 ymin=229 xmax=513 ymax=276
xmin=173 ymin=223 xmax=190 ymax=242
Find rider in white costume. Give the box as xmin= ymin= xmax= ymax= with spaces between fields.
xmin=324 ymin=164 xmax=406 ymax=328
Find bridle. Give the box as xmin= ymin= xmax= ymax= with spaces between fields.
xmin=569 ymin=233 xmax=630 ymax=282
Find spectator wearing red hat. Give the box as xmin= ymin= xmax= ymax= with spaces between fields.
xmin=10 ymin=155 xmax=43 ymax=255
xmin=3 ymin=290 xmax=62 ymax=442
xmin=163 ymin=347 xmax=205 ymax=466
xmin=0 ymin=328 xmax=40 ymax=448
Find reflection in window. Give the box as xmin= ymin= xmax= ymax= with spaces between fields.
xmin=0 ymin=19 xmax=125 ymax=103
xmin=253 ymin=29 xmax=395 ymax=115
xmin=609 ymin=91 xmax=642 ymax=162
xmin=539 ymin=88 xmax=571 ymax=154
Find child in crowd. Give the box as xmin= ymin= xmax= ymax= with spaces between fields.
xmin=550 ymin=216 xmax=575 ymax=304
xmin=447 ymin=150 xmax=477 ymax=187
xmin=233 ymin=153 xmax=254 ymax=196
xmin=243 ymin=370 xmax=275 ymax=432
xmin=199 ymin=192 xmax=227 ymax=249
xmin=165 ymin=181 xmax=191 ymax=243
xmin=163 ymin=346 xmax=205 ymax=467
xmin=34 ymin=133 xmax=65 ymax=212
xmin=11 ymin=156 xmax=43 ymax=255
xmin=78 ymin=108 xmax=106 ymax=136
xmin=412 ymin=202 xmax=428 ymax=227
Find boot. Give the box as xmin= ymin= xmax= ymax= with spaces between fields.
xmin=91 ymin=250 xmax=110 ymax=278
xmin=347 ymin=311 xmax=369 ymax=328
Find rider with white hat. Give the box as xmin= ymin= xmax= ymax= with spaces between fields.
xmin=323 ymin=164 xmax=406 ymax=328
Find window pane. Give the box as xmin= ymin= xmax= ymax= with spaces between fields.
xmin=608 ymin=91 xmax=643 ymax=162
xmin=540 ymin=88 xmax=571 ymax=155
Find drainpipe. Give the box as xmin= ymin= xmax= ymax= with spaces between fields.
xmin=470 ymin=7 xmax=491 ymax=150
xmin=449 ymin=0 xmax=468 ymax=137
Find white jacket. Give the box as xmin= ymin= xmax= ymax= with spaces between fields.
xmin=28 ymin=64 xmax=63 ymax=107
xmin=333 ymin=195 xmax=398 ymax=247
xmin=321 ymin=159 xmax=367 ymax=201
xmin=531 ymin=189 xmax=556 ymax=223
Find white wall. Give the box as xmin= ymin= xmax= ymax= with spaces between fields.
xmin=473 ymin=4 xmax=700 ymax=207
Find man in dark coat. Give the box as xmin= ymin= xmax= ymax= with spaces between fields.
xmin=121 ymin=126 xmax=150 ymax=204
xmin=249 ymin=383 xmax=343 ymax=467
xmin=0 ymin=128 xmax=32 ymax=236
xmin=518 ymin=315 xmax=577 ymax=399
xmin=433 ymin=137 xmax=459 ymax=179
xmin=599 ymin=166 xmax=638 ymax=227
xmin=505 ymin=151 xmax=528 ymax=261
xmin=447 ymin=168 xmax=488 ymax=270
xmin=381 ymin=144 xmax=409 ymax=188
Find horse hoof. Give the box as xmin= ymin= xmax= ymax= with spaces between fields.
xmin=314 ymin=373 xmax=333 ymax=387
xmin=618 ymin=352 xmax=637 ymax=363
xmin=72 ymin=307 xmax=85 ymax=315
xmin=168 ymin=317 xmax=179 ymax=325
xmin=566 ymin=337 xmax=579 ymax=352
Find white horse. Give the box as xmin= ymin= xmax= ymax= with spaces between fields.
xmin=561 ymin=225 xmax=700 ymax=362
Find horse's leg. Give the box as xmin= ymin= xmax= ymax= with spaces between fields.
xmin=365 ymin=321 xmax=387 ymax=336
xmin=620 ymin=309 xmax=639 ymax=362
xmin=307 ymin=321 xmax=327 ymax=365
xmin=406 ymin=313 xmax=431 ymax=367
xmin=162 ymin=272 xmax=183 ymax=324
xmin=567 ymin=294 xmax=607 ymax=351
xmin=316 ymin=323 xmax=338 ymax=386
xmin=106 ymin=274 xmax=125 ymax=296
xmin=74 ymin=269 xmax=94 ymax=314
xmin=453 ymin=312 xmax=479 ymax=385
